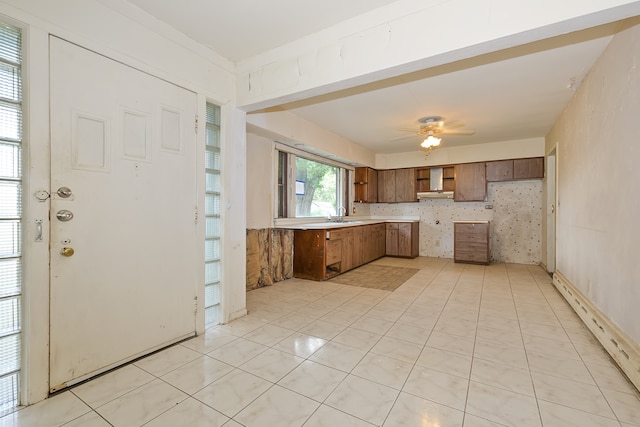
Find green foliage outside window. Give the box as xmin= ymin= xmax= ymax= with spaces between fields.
xmin=295 ymin=157 xmax=338 ymax=217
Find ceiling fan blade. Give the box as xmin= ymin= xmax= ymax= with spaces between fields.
xmin=439 ymin=128 xmax=476 ymax=135
xmin=390 ymin=134 xmax=420 ymax=141
xmin=443 ymin=122 xmax=465 ymax=130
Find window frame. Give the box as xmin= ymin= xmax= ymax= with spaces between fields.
xmin=274 ymin=143 xmax=353 ymax=220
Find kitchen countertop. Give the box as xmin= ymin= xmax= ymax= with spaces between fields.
xmin=452 ymin=220 xmax=490 ymax=224
xmin=275 ymin=218 xmax=419 ymax=230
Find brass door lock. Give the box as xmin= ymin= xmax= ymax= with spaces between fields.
xmin=60 ymin=247 xmax=75 ymax=257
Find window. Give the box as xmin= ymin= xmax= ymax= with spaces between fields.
xmin=276 ymin=148 xmax=349 ymax=218
xmin=204 ymin=103 xmax=221 ymax=328
xmin=0 ymin=21 xmax=21 ymax=413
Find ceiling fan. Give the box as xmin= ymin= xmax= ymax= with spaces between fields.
xmin=396 ymin=116 xmax=476 ymax=154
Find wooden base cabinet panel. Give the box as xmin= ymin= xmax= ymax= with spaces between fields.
xmin=454 ymin=221 xmax=490 ymax=265
xmin=293 ymin=230 xmax=328 ymax=280
xmin=293 ymin=224 xmax=387 ymax=281
xmin=362 ymin=224 xmax=385 ymax=264
xmin=385 ymin=221 xmax=419 ymax=258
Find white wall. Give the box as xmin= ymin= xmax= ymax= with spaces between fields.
xmin=375 ymin=138 xmax=545 ymax=169
xmin=0 ymin=0 xmax=245 ymax=404
xmin=247 ymin=133 xmax=275 ymax=229
xmin=546 ymin=18 xmax=640 ymax=344
xmin=247 ymin=110 xmax=376 ymax=167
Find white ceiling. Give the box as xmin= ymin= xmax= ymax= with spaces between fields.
xmin=123 ymin=0 xmax=625 ymax=154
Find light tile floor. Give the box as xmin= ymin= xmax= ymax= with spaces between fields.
xmin=3 ymin=257 xmax=640 ymax=426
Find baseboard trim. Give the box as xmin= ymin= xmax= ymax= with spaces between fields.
xmin=553 ymin=271 xmax=640 ymax=391
xmin=227 ymin=308 xmax=248 ymax=323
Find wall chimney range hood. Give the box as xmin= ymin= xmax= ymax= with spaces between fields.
xmin=417 ymin=167 xmax=454 ymax=199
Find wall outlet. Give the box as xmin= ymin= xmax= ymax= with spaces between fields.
xmin=485 ymin=204 xmax=493 ymax=209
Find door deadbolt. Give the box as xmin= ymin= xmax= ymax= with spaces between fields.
xmin=60 ymin=247 xmax=74 ymax=257
xmin=56 ymin=210 xmax=74 ymax=221
xmin=57 ymin=187 xmax=72 ymax=198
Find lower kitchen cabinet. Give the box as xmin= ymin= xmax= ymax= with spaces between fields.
xmin=362 ymin=223 xmax=385 ymax=263
xmin=454 ymin=221 xmax=490 ymax=264
xmin=293 ymin=223 xmax=387 ymax=280
xmin=385 ymin=221 xmax=419 ymax=258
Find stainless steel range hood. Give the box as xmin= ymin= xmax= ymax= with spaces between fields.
xmin=417 ymin=167 xmax=454 ymax=199
xmin=417 ymin=191 xmax=454 ymax=199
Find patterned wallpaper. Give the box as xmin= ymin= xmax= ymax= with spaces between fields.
xmin=368 ymin=180 xmax=543 ymax=264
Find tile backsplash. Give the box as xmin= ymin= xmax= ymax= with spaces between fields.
xmin=369 ymin=180 xmax=542 ymax=264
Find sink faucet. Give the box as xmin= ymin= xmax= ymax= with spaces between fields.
xmin=334 ymin=206 xmax=346 ymax=222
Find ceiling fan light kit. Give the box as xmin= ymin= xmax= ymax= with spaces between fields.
xmin=420 ymin=132 xmax=441 ymax=148
xmin=405 ymin=115 xmax=475 ymax=156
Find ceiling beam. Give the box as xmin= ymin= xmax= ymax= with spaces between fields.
xmin=236 ymin=0 xmax=640 ymax=111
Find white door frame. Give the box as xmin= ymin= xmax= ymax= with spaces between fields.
xmin=546 ymin=147 xmax=557 ymax=273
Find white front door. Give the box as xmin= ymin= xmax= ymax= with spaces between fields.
xmin=49 ymin=37 xmax=198 ymax=391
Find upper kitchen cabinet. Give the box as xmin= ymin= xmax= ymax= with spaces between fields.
xmin=377 ymin=168 xmax=416 ymax=203
xmin=377 ymin=169 xmax=395 ymax=203
xmin=486 ymin=157 xmax=544 ymax=181
xmin=454 ymin=162 xmax=487 ymax=202
xmin=354 ymin=167 xmax=377 ymax=203
xmin=513 ymin=157 xmax=544 ymax=179
xmin=395 ymin=168 xmax=416 ymax=202
xmin=486 ymin=160 xmax=513 ymax=182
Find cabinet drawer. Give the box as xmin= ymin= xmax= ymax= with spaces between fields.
xmin=327 ymin=228 xmax=352 ymax=240
xmin=455 ymin=233 xmax=488 ymax=244
xmin=455 ymin=223 xmax=488 ymax=235
xmin=455 ymin=249 xmax=489 ymax=263
xmin=326 ymin=240 xmax=342 ymax=265
xmin=455 ymin=242 xmax=488 ymax=252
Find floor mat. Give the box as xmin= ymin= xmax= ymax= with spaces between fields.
xmin=328 ymin=264 xmax=419 ymax=291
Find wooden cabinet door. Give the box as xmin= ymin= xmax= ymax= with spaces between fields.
xmin=398 ymin=223 xmax=413 ymax=257
xmin=377 ymin=169 xmax=396 ymax=203
xmin=373 ymin=224 xmax=386 ymax=259
xmin=395 ymin=168 xmax=416 ymax=202
xmin=361 ymin=225 xmax=372 ymax=263
xmin=352 ymin=226 xmax=364 ymax=267
xmin=486 ymin=160 xmax=513 ymax=181
xmin=454 ymin=162 xmax=487 ymax=202
xmin=366 ymin=168 xmax=378 ymax=202
xmin=513 ymin=157 xmax=544 ymax=179
xmin=340 ymin=230 xmax=355 ymax=272
xmin=385 ymin=223 xmax=399 ymax=256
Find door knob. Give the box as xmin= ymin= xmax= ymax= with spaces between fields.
xmin=60 ymin=247 xmax=74 ymax=257
xmin=56 ymin=210 xmax=74 ymax=221
xmin=57 ymin=187 xmax=72 ymax=198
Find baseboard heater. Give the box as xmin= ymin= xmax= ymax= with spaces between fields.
xmin=553 ymin=271 xmax=640 ymax=391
